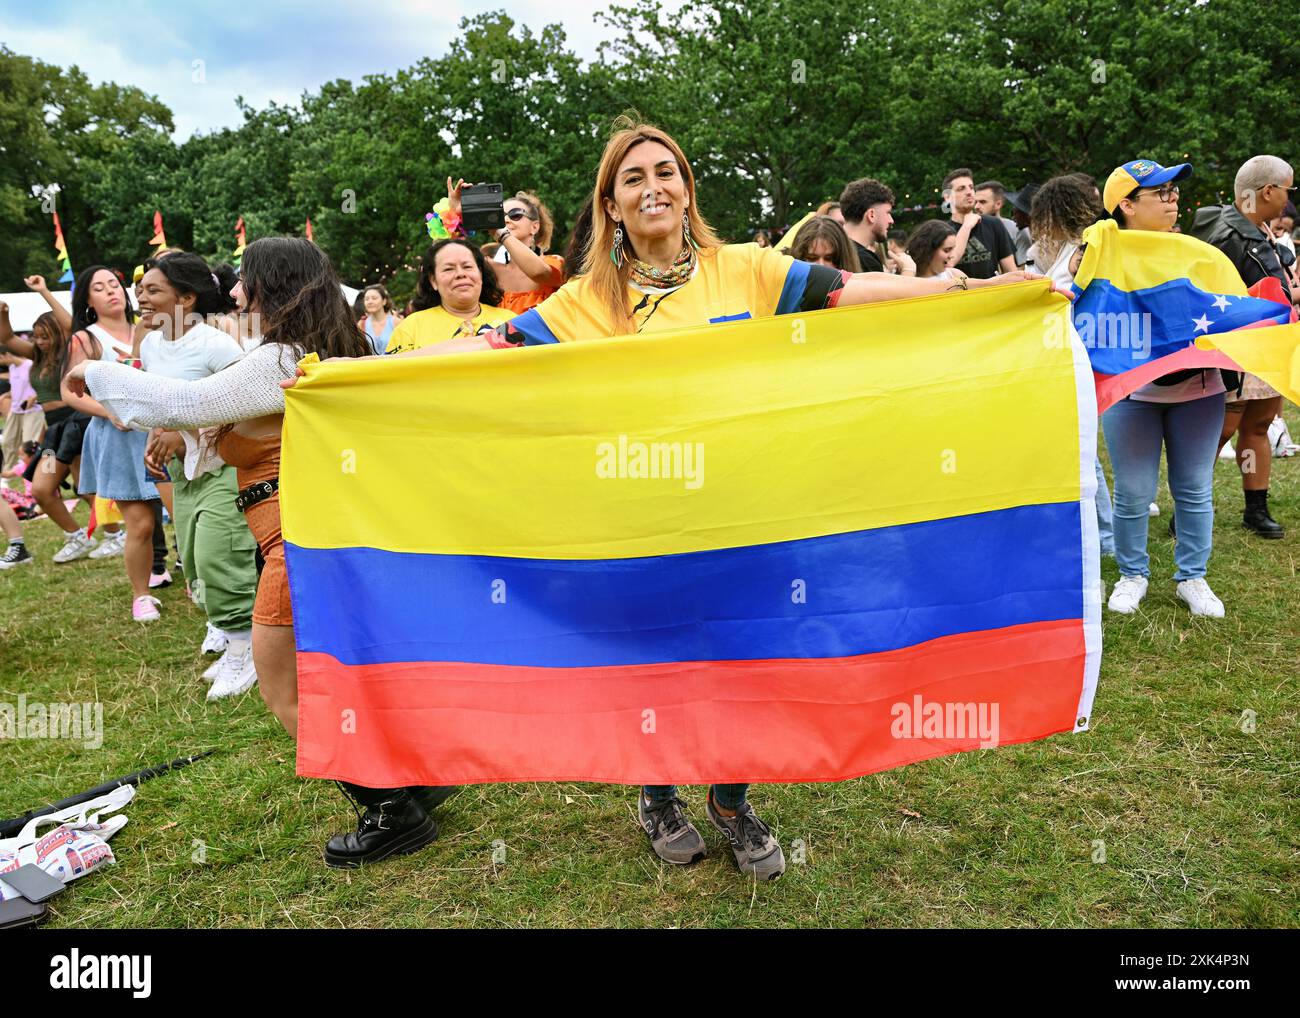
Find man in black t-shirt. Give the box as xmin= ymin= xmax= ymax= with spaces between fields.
xmin=940 ymin=168 xmax=1016 ymax=278
xmin=839 ymin=177 xmax=904 ymax=274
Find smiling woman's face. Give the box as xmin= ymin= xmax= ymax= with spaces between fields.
xmin=604 ymin=140 xmax=689 ymax=250
xmin=432 ymin=243 xmax=483 ymax=308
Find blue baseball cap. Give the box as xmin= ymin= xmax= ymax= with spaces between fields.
xmin=1103 ymin=159 xmax=1193 ymax=213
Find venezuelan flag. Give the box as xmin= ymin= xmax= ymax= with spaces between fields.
xmin=1072 ymin=220 xmax=1294 ymax=411
xmin=281 ymin=281 xmax=1101 ymax=787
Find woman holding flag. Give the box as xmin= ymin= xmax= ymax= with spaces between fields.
xmin=66 ymin=237 xmax=458 ymax=869
xmin=376 ymin=116 xmax=1044 ymax=880
xmin=1099 ymin=159 xmax=1228 ymax=619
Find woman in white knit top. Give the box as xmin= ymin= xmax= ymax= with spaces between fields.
xmin=68 ymin=237 xmax=452 ymax=869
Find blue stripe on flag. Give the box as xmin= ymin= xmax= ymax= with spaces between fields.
xmin=286 ymin=501 xmax=1083 ymax=668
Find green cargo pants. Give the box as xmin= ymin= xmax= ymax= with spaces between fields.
xmin=170 ymin=459 xmax=258 ymax=633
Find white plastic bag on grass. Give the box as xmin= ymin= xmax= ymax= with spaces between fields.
xmin=0 ymin=784 xmax=134 ymax=900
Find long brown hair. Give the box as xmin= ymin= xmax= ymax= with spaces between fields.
xmin=239 ymin=237 xmax=371 ymax=362
xmin=32 ymin=312 xmax=72 ymax=381
xmin=208 ymin=236 xmax=371 ymax=448
xmin=582 ymin=115 xmax=723 ymax=334
xmin=790 ymin=216 xmax=862 ymax=273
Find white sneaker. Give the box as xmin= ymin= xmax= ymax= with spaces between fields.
xmin=88 ymin=530 xmax=126 ymax=559
xmin=52 ymin=529 xmax=97 ymax=563
xmin=1107 ymin=575 xmax=1149 ymax=614
xmin=201 ymin=649 xmax=226 ymax=682
xmin=201 ymin=623 xmax=228 ymax=656
xmin=1147 ymin=502 xmax=1160 ymax=517
xmin=207 ymin=641 xmax=257 ymax=700
xmin=1176 ymin=578 xmax=1225 ymax=619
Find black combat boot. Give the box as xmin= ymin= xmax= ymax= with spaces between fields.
xmin=1243 ymin=489 xmax=1284 ymax=539
xmin=323 ymin=783 xmax=438 ymax=869
xmin=408 ymin=786 xmax=461 ymax=813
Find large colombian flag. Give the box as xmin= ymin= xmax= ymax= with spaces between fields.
xmin=281 ymin=280 xmax=1102 ymax=788
xmin=1072 ymin=219 xmax=1296 ymax=412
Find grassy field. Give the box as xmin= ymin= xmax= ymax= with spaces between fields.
xmin=2 ymin=454 xmax=1297 ymax=929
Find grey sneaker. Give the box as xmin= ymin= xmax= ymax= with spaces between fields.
xmin=706 ymin=795 xmax=786 ymax=881
xmin=639 ymin=794 xmax=706 ymax=865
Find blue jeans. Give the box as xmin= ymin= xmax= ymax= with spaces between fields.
xmin=1101 ymin=393 xmax=1225 ymax=581
xmin=1095 ymin=454 xmax=1115 ymax=557
xmin=643 ymin=784 xmax=748 ymax=811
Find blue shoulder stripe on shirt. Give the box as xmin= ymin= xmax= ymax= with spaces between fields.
xmin=775 ymin=259 xmax=811 ymax=316
xmin=508 ymin=308 xmax=560 ymax=346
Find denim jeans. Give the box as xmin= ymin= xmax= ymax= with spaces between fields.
xmin=1095 ymin=453 xmax=1115 ymax=557
xmin=1101 ymin=393 xmax=1225 ymax=581
xmin=643 ymin=784 xmax=748 ymax=811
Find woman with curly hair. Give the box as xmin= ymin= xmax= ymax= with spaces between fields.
xmin=383 ymin=239 xmax=515 ymax=354
xmin=1029 ymin=174 xmax=1102 ymax=287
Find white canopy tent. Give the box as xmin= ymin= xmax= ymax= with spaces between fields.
xmin=1 ymin=290 xmax=73 ymax=333
xmin=2 ymin=286 xmax=359 ymax=335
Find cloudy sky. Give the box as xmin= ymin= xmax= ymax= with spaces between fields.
xmin=1 ymin=1 xmax=636 ymax=139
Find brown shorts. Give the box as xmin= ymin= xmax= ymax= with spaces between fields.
xmin=246 ymin=494 xmax=293 ymax=626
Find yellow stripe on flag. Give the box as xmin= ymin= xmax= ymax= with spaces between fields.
xmin=1198 ymin=321 xmax=1300 ymax=407
xmin=282 ymin=281 xmax=1082 ymax=559
xmin=1077 ymin=219 xmax=1250 ymax=295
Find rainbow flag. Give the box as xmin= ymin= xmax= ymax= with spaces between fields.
xmin=149 ymin=209 xmax=167 ymax=249
xmin=1072 ymin=220 xmax=1294 ymax=411
xmin=281 ymin=282 xmax=1101 ymax=787
xmin=53 ymin=210 xmax=73 ymax=284
xmin=232 ymin=216 xmax=246 ymax=268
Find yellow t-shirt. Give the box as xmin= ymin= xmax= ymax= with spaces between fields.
xmin=502 ymin=243 xmax=846 ymax=344
xmin=385 ymin=304 xmax=516 ymax=354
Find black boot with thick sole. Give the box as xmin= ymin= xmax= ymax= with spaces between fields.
xmin=324 ymin=783 xmax=438 ymax=869
xmin=1243 ymin=489 xmax=1284 ymax=539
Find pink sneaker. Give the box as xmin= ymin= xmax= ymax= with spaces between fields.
xmin=149 ymin=569 xmax=173 ymax=589
xmin=132 ymin=595 xmax=162 ymax=622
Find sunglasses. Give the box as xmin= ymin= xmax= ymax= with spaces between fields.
xmin=504 ymin=208 xmax=537 ymax=222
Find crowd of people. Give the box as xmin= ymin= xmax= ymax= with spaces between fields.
xmin=3 ymin=115 xmax=1296 ymax=878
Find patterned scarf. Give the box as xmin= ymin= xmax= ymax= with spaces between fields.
xmin=628 ymin=245 xmax=696 ymax=289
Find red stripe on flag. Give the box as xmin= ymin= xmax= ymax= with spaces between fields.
xmin=295 ymin=618 xmax=1086 ymax=786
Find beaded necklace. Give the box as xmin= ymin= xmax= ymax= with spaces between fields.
xmin=628 ymin=245 xmax=696 ymax=289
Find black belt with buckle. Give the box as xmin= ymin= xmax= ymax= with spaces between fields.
xmin=235 ymin=479 xmax=278 ymax=513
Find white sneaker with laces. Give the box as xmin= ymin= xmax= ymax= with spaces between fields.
xmin=52 ymin=529 xmax=97 ymax=564
xmin=207 ymin=641 xmax=257 ymax=700
xmin=1176 ymin=578 xmax=1225 ymax=618
xmin=88 ymin=530 xmax=126 ymax=559
xmin=201 ymin=649 xmax=227 ymax=683
xmin=1107 ymin=575 xmax=1149 ymax=614
xmin=201 ymin=623 xmax=228 ymax=655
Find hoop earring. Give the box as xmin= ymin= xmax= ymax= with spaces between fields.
xmin=683 ymin=211 xmax=700 ymax=252
xmin=610 ymin=224 xmax=625 ymax=268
